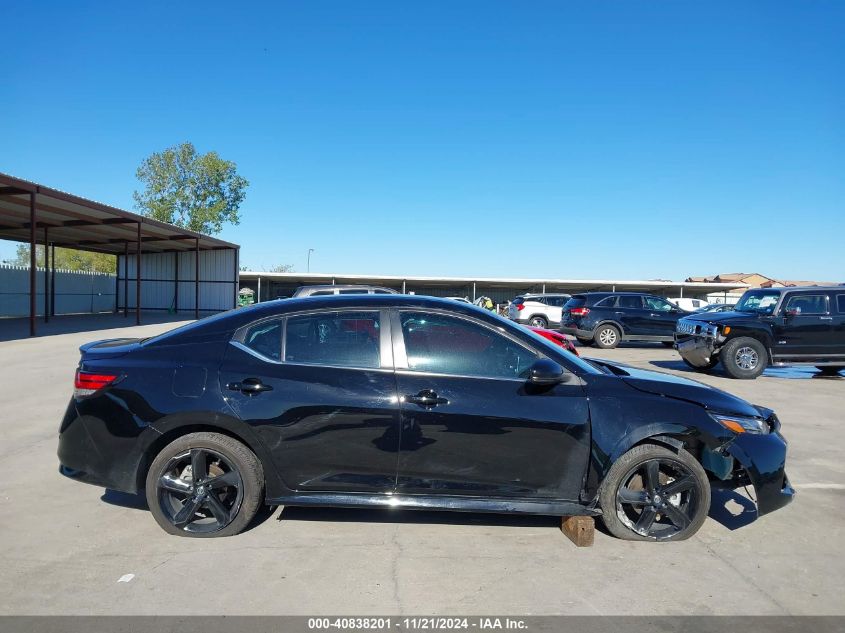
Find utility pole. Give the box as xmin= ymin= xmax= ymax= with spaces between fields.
xmin=307 ymin=248 xmax=315 ymax=273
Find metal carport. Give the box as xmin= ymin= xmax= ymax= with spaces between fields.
xmin=0 ymin=172 xmax=240 ymax=336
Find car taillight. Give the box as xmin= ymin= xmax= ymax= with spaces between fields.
xmin=74 ymin=370 xmax=118 ymax=397
xmin=570 ymin=307 xmax=590 ymax=317
xmin=516 ymin=304 xmax=525 ymax=311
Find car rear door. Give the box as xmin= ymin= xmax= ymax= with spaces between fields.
xmin=389 ymin=309 xmax=590 ymax=500
xmin=834 ymin=294 xmax=845 ymax=358
xmin=219 ymin=309 xmax=401 ymax=494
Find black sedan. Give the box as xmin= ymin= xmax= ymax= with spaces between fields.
xmin=58 ymin=295 xmax=793 ymax=541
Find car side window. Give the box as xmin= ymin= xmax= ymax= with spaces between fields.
xmin=241 ymin=319 xmax=282 ymax=361
xmin=838 ymin=295 xmax=845 ymax=313
xmin=644 ymin=296 xmax=675 ymax=312
xmin=339 ymin=289 xmax=368 ymax=294
xmin=400 ymin=312 xmax=539 ymax=379
xmin=285 ymin=311 xmax=381 ymax=368
xmin=617 ymin=295 xmax=643 ymax=309
xmin=594 ymin=296 xmax=617 ymax=308
xmin=309 ymin=290 xmax=335 ymax=296
xmin=785 ymin=294 xmax=829 ymax=315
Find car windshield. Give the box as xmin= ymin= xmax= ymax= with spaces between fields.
xmin=734 ymin=290 xmax=781 ymax=315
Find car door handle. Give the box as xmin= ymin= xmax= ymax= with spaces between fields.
xmin=820 ymin=316 xmax=833 ymax=320
xmin=227 ymin=378 xmax=273 ymax=395
xmin=405 ymin=390 xmax=449 ymax=407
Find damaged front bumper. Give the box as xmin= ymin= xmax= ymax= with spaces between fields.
xmin=719 ymin=414 xmax=795 ymax=516
xmin=674 ymin=330 xmax=719 ymax=367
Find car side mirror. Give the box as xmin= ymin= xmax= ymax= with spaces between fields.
xmin=528 ymin=359 xmax=570 ymax=385
xmin=785 ymin=306 xmax=801 ymax=317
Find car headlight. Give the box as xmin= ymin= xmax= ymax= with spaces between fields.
xmin=711 ymin=412 xmax=769 ymax=435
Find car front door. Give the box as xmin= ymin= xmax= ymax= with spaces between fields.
xmin=390 ymin=310 xmax=591 ymax=500
xmin=772 ymin=293 xmax=834 ymax=357
xmin=643 ymin=296 xmax=684 ymax=336
xmin=219 ymin=309 xmax=400 ymax=494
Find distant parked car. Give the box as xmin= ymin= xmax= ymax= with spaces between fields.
xmin=695 ymin=303 xmax=736 ymax=313
xmin=675 ymin=287 xmax=845 ymax=379
xmin=507 ymin=293 xmax=571 ymax=329
xmin=444 ymin=296 xmax=471 ymax=303
xmin=668 ymin=297 xmax=709 ymax=312
xmin=561 ymin=292 xmax=688 ymax=349
xmin=526 ymin=326 xmax=579 ymax=356
xmin=292 ymin=284 xmax=397 ymax=297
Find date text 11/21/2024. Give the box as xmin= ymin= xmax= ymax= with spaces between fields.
xmin=307 ymin=617 xmax=528 ymax=630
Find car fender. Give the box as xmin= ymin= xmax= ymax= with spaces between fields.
xmin=592 ymin=319 xmax=625 ymax=335
xmin=721 ymin=325 xmax=775 ymax=361
xmin=140 ymin=411 xmax=288 ymax=498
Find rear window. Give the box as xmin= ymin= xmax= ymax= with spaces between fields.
xmin=564 ymin=296 xmax=586 ymax=309
xmin=617 ymin=295 xmax=644 ymax=309
xmin=594 ymin=296 xmax=617 ymax=308
xmin=512 ymin=296 xmax=525 ymax=305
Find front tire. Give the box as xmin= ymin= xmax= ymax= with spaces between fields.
xmin=599 ymin=443 xmax=710 ymax=542
xmin=529 ymin=315 xmax=548 ymax=329
xmin=594 ymin=324 xmax=621 ymax=349
xmin=145 ymin=432 xmax=264 ymax=537
xmin=721 ymin=337 xmax=767 ymax=379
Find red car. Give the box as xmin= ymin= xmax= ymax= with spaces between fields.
xmin=527 ymin=326 xmax=579 ymax=356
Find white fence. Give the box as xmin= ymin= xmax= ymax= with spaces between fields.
xmin=0 ymin=264 xmax=116 ymax=317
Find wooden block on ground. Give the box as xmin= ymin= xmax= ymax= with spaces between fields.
xmin=560 ymin=515 xmax=594 ymax=547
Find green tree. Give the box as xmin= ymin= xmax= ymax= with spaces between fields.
xmin=268 ymin=264 xmax=294 ymax=272
xmin=11 ymin=244 xmax=116 ymax=273
xmin=133 ymin=142 xmax=249 ymax=235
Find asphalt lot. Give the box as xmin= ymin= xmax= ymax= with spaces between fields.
xmin=0 ymin=314 xmax=843 ymax=615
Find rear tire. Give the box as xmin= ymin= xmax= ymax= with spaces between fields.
xmin=594 ymin=324 xmax=621 ymax=349
xmin=145 ymin=432 xmax=264 ymax=538
xmin=576 ymin=337 xmax=593 ymax=346
xmin=721 ymin=337 xmax=767 ymax=379
xmin=816 ymin=366 xmax=844 ymax=375
xmin=599 ymin=443 xmax=710 ymax=542
xmin=529 ymin=315 xmax=548 ymax=329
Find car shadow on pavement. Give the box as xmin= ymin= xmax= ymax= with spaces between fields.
xmin=707 ymin=485 xmax=757 ymax=530
xmin=275 ymin=505 xmax=561 ymax=529
xmin=101 ymin=489 xmax=148 ymax=510
xmin=649 ymin=359 xmax=843 ymax=380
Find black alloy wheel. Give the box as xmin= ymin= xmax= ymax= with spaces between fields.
xmin=146 ymin=432 xmax=263 ymax=537
xmin=599 ymin=443 xmax=710 ymax=541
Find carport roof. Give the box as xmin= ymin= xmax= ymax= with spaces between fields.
xmin=0 ymin=172 xmax=239 ymax=254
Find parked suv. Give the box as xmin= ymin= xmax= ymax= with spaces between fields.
xmin=675 ymin=286 xmax=845 ymax=379
xmin=507 ymin=293 xmax=571 ymax=328
xmin=561 ymin=292 xmax=688 ymax=349
xmin=293 ymin=284 xmax=397 ymax=297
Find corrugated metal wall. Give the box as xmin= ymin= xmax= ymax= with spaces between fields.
xmin=0 ymin=264 xmax=116 ymax=316
xmin=117 ymin=248 xmax=237 ymax=313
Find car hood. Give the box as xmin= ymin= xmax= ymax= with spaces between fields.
xmin=590 ymin=359 xmax=760 ymax=417
xmin=682 ymin=310 xmax=758 ymax=323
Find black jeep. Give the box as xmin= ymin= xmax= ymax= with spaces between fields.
xmin=674 ymin=286 xmax=845 ymax=379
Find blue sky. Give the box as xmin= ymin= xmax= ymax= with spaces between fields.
xmin=2 ymin=1 xmax=843 ymax=281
